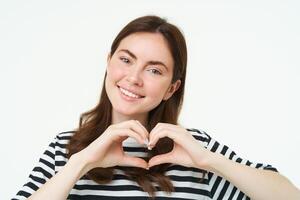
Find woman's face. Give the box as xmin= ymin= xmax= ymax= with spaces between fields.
xmin=105 ymin=32 xmax=180 ymax=119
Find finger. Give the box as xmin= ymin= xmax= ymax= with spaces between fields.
xmin=149 ymin=122 xmax=163 ymax=138
xmin=120 ymin=155 xmax=149 ymax=169
xmin=134 ymin=120 xmax=150 ymax=144
xmin=113 ymin=128 xmax=145 ymax=145
xmin=148 ymin=152 xmax=174 ymax=168
xmin=147 ymin=123 xmax=164 ymax=149
xmin=116 ymin=120 xmax=149 ymax=144
xmin=148 ymin=128 xmax=177 ymax=150
xmin=149 ymin=125 xmax=193 ymax=150
xmin=150 ymin=123 xmax=181 ymax=139
xmin=148 ymin=123 xmax=177 ymax=146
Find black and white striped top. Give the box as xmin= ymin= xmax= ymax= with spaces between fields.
xmin=13 ymin=128 xmax=277 ymax=200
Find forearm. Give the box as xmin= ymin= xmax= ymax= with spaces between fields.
xmin=207 ymin=152 xmax=300 ymax=200
xmin=28 ymin=153 xmax=88 ymax=200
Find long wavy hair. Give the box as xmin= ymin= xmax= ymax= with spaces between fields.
xmin=67 ymin=15 xmax=188 ymax=198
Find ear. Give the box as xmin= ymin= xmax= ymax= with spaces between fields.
xmin=163 ymin=79 xmax=181 ymax=101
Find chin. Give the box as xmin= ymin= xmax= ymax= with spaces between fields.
xmin=114 ymin=106 xmax=140 ymax=116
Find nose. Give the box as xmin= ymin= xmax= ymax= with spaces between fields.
xmin=126 ymin=66 xmax=143 ymax=87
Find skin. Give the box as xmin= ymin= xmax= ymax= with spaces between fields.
xmin=83 ymin=32 xmax=183 ymax=170
xmin=28 ymin=32 xmax=300 ymax=200
xmin=105 ymin=32 xmax=181 ymax=127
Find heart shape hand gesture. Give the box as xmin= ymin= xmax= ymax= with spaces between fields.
xmin=79 ymin=120 xmax=212 ymax=173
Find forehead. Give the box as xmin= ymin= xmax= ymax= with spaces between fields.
xmin=116 ymin=32 xmax=174 ymax=69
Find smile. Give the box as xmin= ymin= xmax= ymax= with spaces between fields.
xmin=118 ymin=86 xmax=145 ymax=99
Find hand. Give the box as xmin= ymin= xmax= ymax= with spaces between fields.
xmin=147 ymin=123 xmax=212 ymax=170
xmin=78 ymin=120 xmax=149 ymax=172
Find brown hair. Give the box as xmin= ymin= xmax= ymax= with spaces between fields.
xmin=67 ymin=15 xmax=188 ymax=198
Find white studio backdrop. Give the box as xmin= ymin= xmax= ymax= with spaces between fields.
xmin=0 ymin=0 xmax=299 ymax=199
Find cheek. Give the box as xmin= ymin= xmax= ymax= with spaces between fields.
xmin=145 ymin=79 xmax=169 ymax=98
xmin=107 ymin=65 xmax=125 ymax=81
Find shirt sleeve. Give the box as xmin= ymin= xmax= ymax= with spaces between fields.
xmin=12 ymin=136 xmax=57 ymax=200
xmin=189 ymin=128 xmax=278 ymax=200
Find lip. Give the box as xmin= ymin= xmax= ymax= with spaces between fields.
xmin=117 ymin=86 xmax=145 ymax=101
xmin=117 ymin=85 xmax=145 ymax=97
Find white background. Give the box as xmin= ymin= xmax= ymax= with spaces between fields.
xmin=1 ymin=0 xmax=299 ymax=199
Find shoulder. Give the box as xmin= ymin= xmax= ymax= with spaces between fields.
xmin=186 ymin=128 xmax=212 ymax=147
xmin=185 ymin=128 xmax=226 ymax=152
xmin=186 ymin=128 xmax=229 ymax=154
xmin=51 ymin=131 xmax=76 ymax=148
xmin=55 ymin=130 xmax=76 ymax=140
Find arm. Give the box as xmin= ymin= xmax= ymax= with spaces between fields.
xmin=28 ymin=153 xmax=88 ymax=200
xmin=207 ymin=152 xmax=300 ymax=200
xmin=24 ymin=120 xmax=148 ymax=199
xmin=146 ymin=126 xmax=300 ymax=200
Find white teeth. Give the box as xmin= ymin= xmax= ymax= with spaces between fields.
xmin=119 ymin=87 xmax=142 ymax=98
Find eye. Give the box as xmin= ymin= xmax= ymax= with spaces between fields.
xmin=148 ymin=68 xmax=162 ymax=75
xmin=120 ymin=57 xmax=130 ymax=64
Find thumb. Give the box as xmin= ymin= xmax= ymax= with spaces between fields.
xmin=148 ymin=152 xmax=174 ymax=168
xmin=120 ymin=155 xmax=148 ymax=169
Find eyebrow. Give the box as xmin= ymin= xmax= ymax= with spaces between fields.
xmin=117 ymin=49 xmax=168 ymax=71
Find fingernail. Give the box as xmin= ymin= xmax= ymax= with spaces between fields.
xmin=144 ymin=139 xmax=149 ymax=145
xmin=148 ymin=146 xmax=152 ymax=150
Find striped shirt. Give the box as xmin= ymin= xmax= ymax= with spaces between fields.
xmin=13 ymin=128 xmax=277 ymax=200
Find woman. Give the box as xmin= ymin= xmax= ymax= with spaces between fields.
xmin=14 ymin=15 xmax=300 ymax=200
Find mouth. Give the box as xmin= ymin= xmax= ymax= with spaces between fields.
xmin=117 ymin=86 xmax=145 ymax=100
